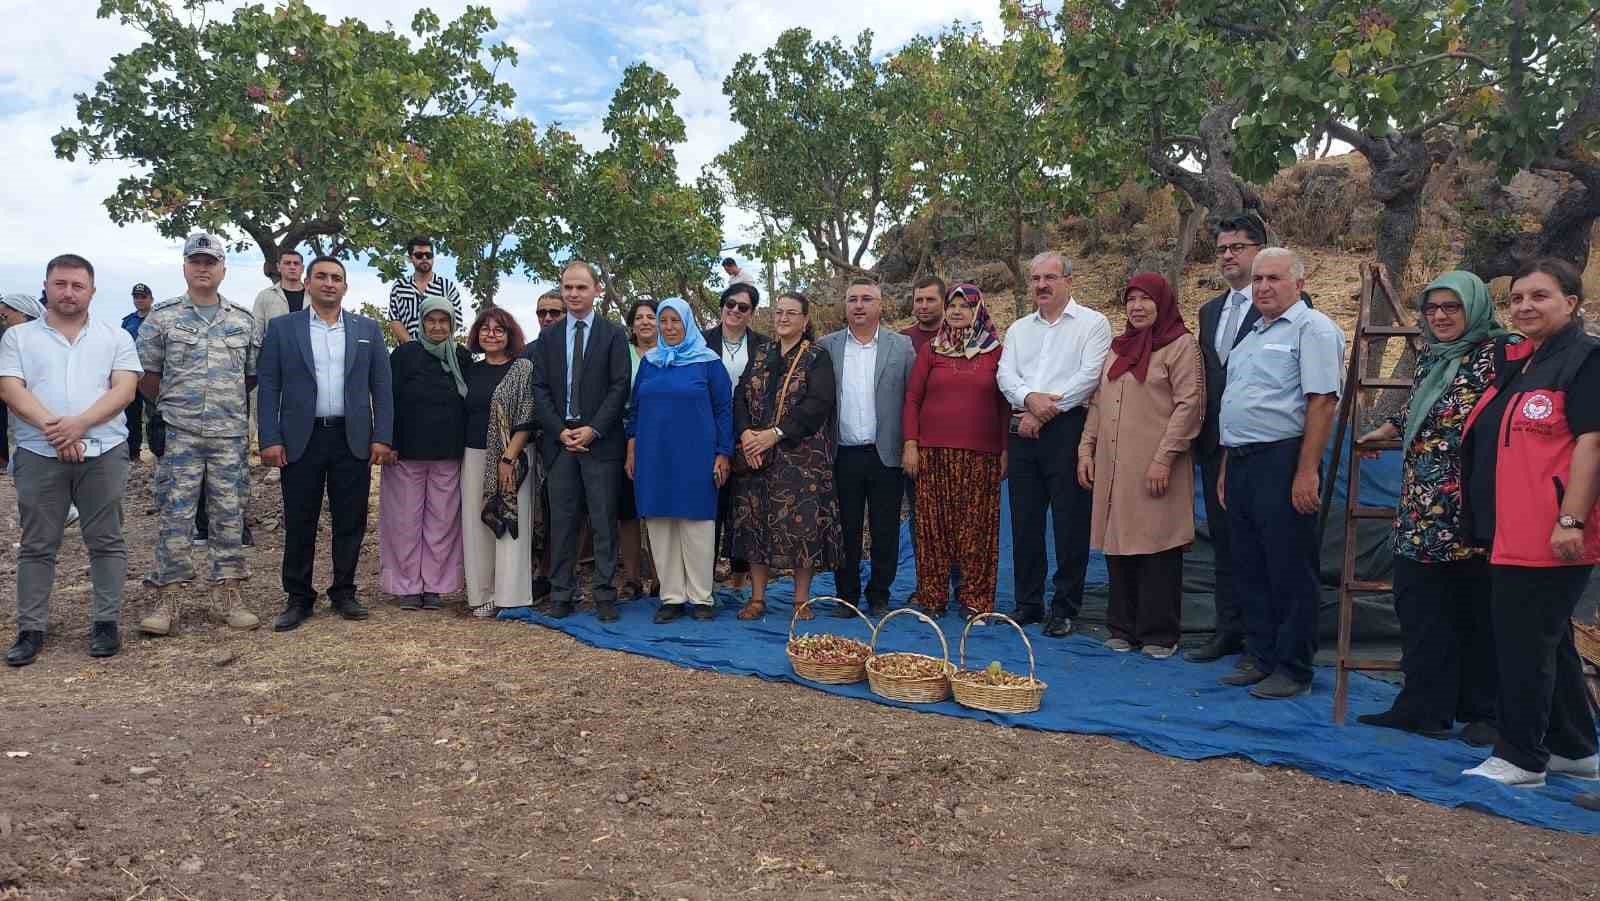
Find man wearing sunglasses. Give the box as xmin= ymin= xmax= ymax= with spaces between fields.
xmin=386 ymin=236 xmax=462 ymax=345
xmin=703 ymin=283 xmax=770 ymax=593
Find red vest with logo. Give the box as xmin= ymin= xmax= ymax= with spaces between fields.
xmin=1462 ymin=331 xmax=1600 ymax=566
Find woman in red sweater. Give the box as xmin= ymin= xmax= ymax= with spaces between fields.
xmin=901 ymin=284 xmax=1010 ymax=619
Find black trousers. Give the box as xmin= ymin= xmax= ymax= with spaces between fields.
xmin=1389 ymin=556 xmax=1497 ymax=727
xmin=1198 ymin=447 xmax=1242 ymax=637
xmin=1225 ymin=439 xmax=1320 ymax=684
xmin=547 ymin=451 xmax=620 ymax=605
xmin=1007 ymin=408 xmax=1091 ymax=619
xmin=714 ymin=479 xmax=749 ymax=575
xmin=280 ymin=424 xmax=370 ymax=604
xmin=0 ymin=401 xmax=8 ymax=461
xmin=1106 ymin=548 xmax=1184 ymax=647
xmin=124 ymin=393 xmax=148 ymax=457
xmin=833 ymin=444 xmax=902 ymax=605
xmin=1489 ymin=564 xmax=1598 ymax=773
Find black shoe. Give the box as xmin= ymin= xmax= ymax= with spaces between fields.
xmin=1042 ymin=616 xmax=1074 ymax=638
xmin=867 ymin=600 xmax=889 ymax=617
xmin=654 ymin=604 xmax=685 ymax=624
xmin=273 ymin=600 xmax=314 ymax=632
xmin=421 ymin=593 xmax=442 ymax=610
xmin=1249 ymin=673 xmax=1311 ymax=700
xmin=1011 ymin=607 xmax=1044 ymax=627
xmin=330 ymin=597 xmax=369 ymax=620
xmin=831 ymin=602 xmax=859 ymax=618
xmin=547 ymin=599 xmax=574 ymax=619
xmin=531 ymin=578 xmax=552 ymax=603
xmin=1183 ymin=632 xmax=1244 ymax=663
xmin=88 ymin=622 xmax=120 ymax=659
xmin=1356 ymin=708 xmax=1449 ymax=739
xmin=6 ymin=630 xmax=44 ymax=667
xmin=690 ymin=604 xmax=715 ymax=621
xmin=1460 ymin=721 xmax=1500 ymax=748
xmin=596 ymin=600 xmax=619 ymax=623
xmin=399 ymin=594 xmax=422 ymax=611
xmin=242 ymin=524 xmax=255 ymax=548
xmin=1219 ymin=656 xmax=1268 ymax=686
xmin=128 ymin=446 xmax=141 ymax=462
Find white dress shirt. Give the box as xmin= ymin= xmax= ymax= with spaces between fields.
xmin=838 ymin=328 xmax=879 ymax=446
xmin=1216 ymin=284 xmax=1253 ymax=359
xmin=996 ymin=300 xmax=1112 ymax=412
xmin=309 ymin=310 xmax=346 ymax=418
xmin=0 ymin=317 xmax=142 ymax=458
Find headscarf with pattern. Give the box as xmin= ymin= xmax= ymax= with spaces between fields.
xmin=1404 ymin=271 xmax=1510 ymax=448
xmin=929 ymin=283 xmax=1001 ymax=359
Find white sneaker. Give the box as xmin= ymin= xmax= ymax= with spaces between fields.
xmin=1104 ymin=638 xmax=1133 ymax=652
xmin=1549 ymin=753 xmax=1600 ymax=780
xmin=1142 ymin=644 xmax=1179 ymax=659
xmin=1463 ymin=756 xmax=1546 ymax=788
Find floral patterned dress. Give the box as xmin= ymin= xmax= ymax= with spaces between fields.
xmin=1386 ymin=341 xmax=1498 ymax=562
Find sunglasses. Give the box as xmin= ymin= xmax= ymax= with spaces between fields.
xmin=411 ymin=251 xmax=434 ymax=260
xmin=723 ymin=301 xmax=752 ymax=313
xmin=536 ymin=309 xmax=564 ymax=320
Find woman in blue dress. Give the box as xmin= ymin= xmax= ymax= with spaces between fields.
xmin=626 ymin=298 xmax=734 ymax=623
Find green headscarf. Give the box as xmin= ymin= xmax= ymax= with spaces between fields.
xmin=1403 ymin=271 xmax=1509 ymax=448
xmin=418 ymin=296 xmax=467 ymax=397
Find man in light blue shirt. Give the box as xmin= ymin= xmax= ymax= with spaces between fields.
xmin=1216 ymin=248 xmax=1344 ymax=700
xmin=0 ymin=254 xmax=142 ymax=666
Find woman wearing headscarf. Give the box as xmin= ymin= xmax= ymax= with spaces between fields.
xmin=901 ymin=283 xmax=1009 ymax=620
xmin=1458 ymin=257 xmax=1600 ymax=788
xmin=379 ymin=297 xmax=469 ymax=609
xmin=1355 ymin=271 xmax=1506 ymax=742
xmin=462 ymin=307 xmax=535 ymax=616
xmin=728 ymin=291 xmax=841 ymax=620
xmin=626 ymin=298 xmax=733 ymax=622
xmin=1077 ymin=272 xmax=1204 ymax=658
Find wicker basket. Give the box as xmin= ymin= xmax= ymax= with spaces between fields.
xmin=865 ymin=608 xmax=955 ymax=704
xmin=786 ymin=596 xmax=874 ymax=685
xmin=950 ymin=613 xmax=1047 ymax=714
xmin=1575 ymin=619 xmax=1600 ymax=705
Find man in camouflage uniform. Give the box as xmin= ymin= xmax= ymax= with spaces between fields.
xmin=135 ymin=233 xmax=260 ymax=635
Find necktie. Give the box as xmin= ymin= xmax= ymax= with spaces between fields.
xmin=569 ymin=319 xmax=586 ymax=421
xmin=1218 ymin=294 xmax=1243 ymax=365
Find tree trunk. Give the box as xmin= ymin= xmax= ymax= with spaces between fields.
xmin=1008 ymin=256 xmax=1027 ymax=320
xmin=1167 ymin=199 xmax=1205 ymax=302
xmin=1460 ymin=167 xmax=1600 ymax=282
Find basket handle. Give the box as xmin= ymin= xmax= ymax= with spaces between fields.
xmin=958 ymin=613 xmax=1038 ymax=683
xmin=868 ymin=607 xmax=951 ymax=670
xmin=789 ymin=595 xmax=874 ymax=643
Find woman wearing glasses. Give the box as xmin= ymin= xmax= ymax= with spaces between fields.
xmin=460 ymin=307 xmax=535 ymax=616
xmin=704 ymin=283 xmax=770 ymax=600
xmin=901 ymin=283 xmax=1010 ymax=621
xmin=1355 ymin=271 xmax=1506 ymax=743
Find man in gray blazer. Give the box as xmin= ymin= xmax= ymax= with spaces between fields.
xmin=257 ymin=256 xmax=394 ymax=631
xmin=819 ymin=277 xmax=915 ymax=615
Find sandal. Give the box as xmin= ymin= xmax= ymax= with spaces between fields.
xmin=736 ymin=597 xmax=766 ymax=620
xmin=617 ymin=580 xmax=643 ymax=602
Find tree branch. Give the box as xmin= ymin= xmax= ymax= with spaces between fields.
xmin=1376 ymin=50 xmax=1494 ymax=76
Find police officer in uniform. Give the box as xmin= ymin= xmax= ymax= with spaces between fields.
xmin=135 ymin=233 xmax=261 ymax=635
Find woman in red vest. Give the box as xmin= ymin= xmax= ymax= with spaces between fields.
xmin=1460 ymin=257 xmax=1600 ymax=788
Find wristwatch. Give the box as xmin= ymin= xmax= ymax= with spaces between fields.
xmin=1558 ymin=514 xmax=1585 ymax=530
xmin=772 ymin=427 xmax=785 ymax=440
xmin=500 ymin=456 xmax=516 ymax=464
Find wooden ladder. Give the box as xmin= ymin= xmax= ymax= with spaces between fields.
xmin=1322 ymin=263 xmax=1424 ymax=724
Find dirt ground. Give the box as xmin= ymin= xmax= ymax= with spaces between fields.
xmin=1 ymin=463 xmax=1597 ymax=901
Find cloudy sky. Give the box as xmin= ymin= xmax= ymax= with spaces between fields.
xmin=0 ymin=0 xmax=1018 ymax=336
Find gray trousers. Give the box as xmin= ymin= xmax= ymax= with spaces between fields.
xmin=14 ymin=446 xmax=131 ymax=630
xmin=546 ymin=450 xmax=619 ymax=605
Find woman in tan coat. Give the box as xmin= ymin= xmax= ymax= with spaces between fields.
xmin=1077 ymin=272 xmax=1205 ymax=658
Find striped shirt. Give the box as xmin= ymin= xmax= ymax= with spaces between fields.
xmin=387 ymin=274 xmax=463 ymax=339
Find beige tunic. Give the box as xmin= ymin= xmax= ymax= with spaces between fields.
xmin=1079 ymin=334 xmax=1205 ymax=556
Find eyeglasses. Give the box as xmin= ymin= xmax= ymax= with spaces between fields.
xmin=411 ymin=251 xmax=434 ymax=260
xmin=723 ymin=301 xmax=752 ymax=313
xmin=1422 ymin=301 xmax=1465 ymax=316
xmin=479 ymin=326 xmax=507 ymax=336
xmin=1215 ymin=242 xmax=1261 ymax=257
xmin=536 ymin=309 xmax=563 ymax=320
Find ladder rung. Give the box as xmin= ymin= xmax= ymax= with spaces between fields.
xmin=1339 ymin=659 xmax=1402 ymax=673
xmin=1360 ymin=325 xmax=1422 ymax=337
xmin=1344 ymin=579 xmax=1393 ymax=593
xmin=1354 ymin=439 xmax=1401 ymax=451
xmin=1358 ymin=377 xmax=1413 ymax=389
xmin=1350 ymin=505 xmax=1396 ymax=520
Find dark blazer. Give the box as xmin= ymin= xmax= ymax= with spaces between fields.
xmin=257 ymin=309 xmax=394 ymax=463
xmin=389 ymin=342 xmax=469 ymax=461
xmin=1197 ymin=289 xmax=1314 ymax=455
xmin=703 ymin=325 xmax=771 ymax=403
xmin=528 ymin=312 xmax=631 ymax=463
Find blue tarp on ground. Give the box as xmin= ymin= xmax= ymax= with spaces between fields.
xmin=500 ymin=442 xmax=1599 ymax=834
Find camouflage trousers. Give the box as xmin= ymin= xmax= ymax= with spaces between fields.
xmin=147 ymin=428 xmax=249 ymax=586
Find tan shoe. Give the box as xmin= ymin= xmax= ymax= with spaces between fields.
xmin=139 ymin=586 xmax=180 ymax=636
xmin=213 ymin=581 xmax=260 ymax=631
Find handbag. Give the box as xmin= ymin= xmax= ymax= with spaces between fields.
xmin=735 ymin=340 xmax=809 ymax=474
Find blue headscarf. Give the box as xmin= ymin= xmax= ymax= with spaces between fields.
xmin=646 ymin=297 xmax=719 ymax=367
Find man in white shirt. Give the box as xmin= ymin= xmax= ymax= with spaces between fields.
xmin=997 ymin=251 xmax=1112 ymax=638
xmin=0 ymin=254 xmax=142 ymax=666
xmin=722 ymin=257 xmax=757 ymax=287
xmin=818 ymin=277 xmax=916 ymax=615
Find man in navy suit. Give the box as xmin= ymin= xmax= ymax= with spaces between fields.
xmin=257 ymin=256 xmax=394 ymax=631
xmin=528 ymin=259 xmax=631 ymax=622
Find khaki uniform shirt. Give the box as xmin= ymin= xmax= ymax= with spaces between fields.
xmin=136 ymin=293 xmax=258 ymax=438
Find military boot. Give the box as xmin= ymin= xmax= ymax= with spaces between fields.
xmin=139 ymin=584 xmax=181 ymax=636
xmin=213 ymin=580 xmax=260 ymax=631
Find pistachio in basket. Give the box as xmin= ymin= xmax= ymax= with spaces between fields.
xmin=871 ymin=653 xmax=948 ymax=679
xmin=957 ymin=661 xmax=1035 ymax=687
xmin=788 ymin=634 xmax=870 ymax=665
